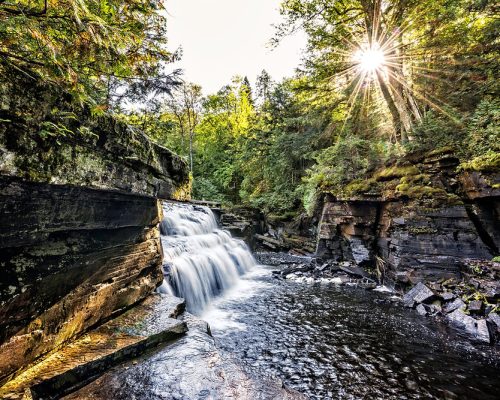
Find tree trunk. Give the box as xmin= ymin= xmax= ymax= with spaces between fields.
xmin=376 ymin=70 xmax=406 ymax=142
xmin=189 ymin=131 xmax=194 ymax=173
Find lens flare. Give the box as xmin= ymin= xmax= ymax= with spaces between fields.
xmin=353 ymin=45 xmax=386 ymax=73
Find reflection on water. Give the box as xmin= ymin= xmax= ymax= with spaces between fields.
xmin=205 ymin=264 xmax=500 ymax=400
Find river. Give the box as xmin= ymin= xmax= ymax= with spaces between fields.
xmin=160 ymin=202 xmax=500 ymax=400
xmin=201 ymin=262 xmax=500 ymax=400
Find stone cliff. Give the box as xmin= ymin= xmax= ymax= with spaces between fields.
xmin=316 ymin=148 xmax=499 ymax=283
xmin=0 ymin=71 xmax=190 ymax=382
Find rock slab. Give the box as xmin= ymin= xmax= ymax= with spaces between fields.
xmin=0 ymin=294 xmax=187 ymax=400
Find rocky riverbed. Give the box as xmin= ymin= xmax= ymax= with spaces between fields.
xmin=257 ymin=253 xmax=500 ymax=345
xmin=203 ymin=259 xmax=500 ymax=400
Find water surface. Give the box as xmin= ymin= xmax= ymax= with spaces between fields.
xmin=203 ymin=264 xmax=500 ymax=400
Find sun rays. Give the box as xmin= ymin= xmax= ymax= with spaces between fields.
xmin=353 ymin=43 xmax=387 ymax=75
xmin=322 ymin=5 xmax=464 ymax=140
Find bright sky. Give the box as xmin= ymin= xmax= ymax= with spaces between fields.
xmin=166 ymin=0 xmax=307 ymax=94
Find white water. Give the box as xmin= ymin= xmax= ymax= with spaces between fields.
xmin=158 ymin=202 xmax=257 ymax=313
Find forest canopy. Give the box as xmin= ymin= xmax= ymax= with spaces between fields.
xmin=0 ymin=0 xmax=181 ymax=107
xmin=1 ymin=0 xmax=499 ymax=215
xmin=133 ymin=0 xmax=498 ymax=215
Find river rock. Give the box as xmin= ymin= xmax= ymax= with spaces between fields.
xmin=485 ymin=285 xmax=500 ymax=301
xmin=467 ymin=300 xmax=483 ymax=314
xmin=395 ymin=271 xmax=410 ymax=284
xmin=443 ymin=298 xmax=466 ymax=314
xmin=403 ymin=282 xmax=435 ymax=306
xmin=441 ymin=292 xmax=456 ymax=301
xmin=428 ymin=300 xmax=442 ymax=315
xmin=359 ymin=278 xmax=378 ymax=290
xmin=476 ymin=319 xmax=491 ymax=344
xmin=487 ymin=312 xmax=500 ymax=333
xmin=416 ymin=304 xmax=428 ymax=316
xmin=282 ymin=264 xmax=313 ymax=277
xmin=339 ymin=264 xmax=370 ymax=278
xmin=446 ymin=310 xmax=491 ymax=343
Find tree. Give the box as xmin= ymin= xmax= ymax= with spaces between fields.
xmin=164 ymin=83 xmax=203 ymax=173
xmin=277 ymin=0 xmax=497 ymax=143
xmin=193 ymin=77 xmax=255 ymax=203
xmin=256 ymin=69 xmax=274 ymax=104
xmin=0 ymin=0 xmax=179 ymax=106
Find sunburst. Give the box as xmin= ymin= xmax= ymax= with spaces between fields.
xmin=352 ymin=43 xmax=387 ymax=75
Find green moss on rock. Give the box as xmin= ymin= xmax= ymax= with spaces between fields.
xmin=374 ymin=165 xmax=420 ymax=182
xmin=459 ymin=151 xmax=500 ymax=173
xmin=344 ymin=178 xmax=380 ymax=196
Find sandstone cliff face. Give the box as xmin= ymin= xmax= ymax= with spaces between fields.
xmin=0 ymin=73 xmax=190 ymax=382
xmin=317 ymin=149 xmax=499 ymax=283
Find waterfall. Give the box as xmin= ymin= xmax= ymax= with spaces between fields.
xmin=158 ymin=202 xmax=256 ymax=313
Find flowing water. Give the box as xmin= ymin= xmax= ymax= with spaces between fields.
xmin=158 ymin=202 xmax=256 ymax=313
xmin=160 ymin=203 xmax=500 ymax=400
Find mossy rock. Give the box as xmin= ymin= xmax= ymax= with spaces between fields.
xmin=425 ymin=146 xmax=456 ymax=158
xmin=374 ymin=165 xmax=420 ymax=182
xmin=408 ymin=226 xmax=439 ymax=235
xmin=396 ymin=184 xmax=462 ymax=206
xmin=344 ymin=178 xmax=380 ymax=196
xmin=459 ymin=151 xmax=500 ymax=173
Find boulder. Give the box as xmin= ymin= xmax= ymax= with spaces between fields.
xmin=485 ymin=285 xmax=500 ymax=302
xmin=446 ymin=310 xmax=491 ymax=343
xmin=403 ymin=282 xmax=435 ymax=305
xmin=487 ymin=312 xmax=500 ymax=334
xmin=443 ymin=298 xmax=466 ymax=314
xmin=476 ymin=320 xmax=491 ymax=344
xmin=339 ymin=264 xmax=370 ymax=278
xmin=441 ymin=292 xmax=456 ymax=301
xmin=467 ymin=300 xmax=483 ymax=314
xmin=395 ymin=271 xmax=410 ymax=284
xmin=416 ymin=304 xmax=428 ymax=316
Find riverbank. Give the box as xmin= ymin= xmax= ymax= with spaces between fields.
xmin=256 ymin=252 xmax=500 ymax=345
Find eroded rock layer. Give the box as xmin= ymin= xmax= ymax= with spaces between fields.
xmin=0 ymin=71 xmax=190 ymax=382
xmin=317 ymin=149 xmax=499 ymax=283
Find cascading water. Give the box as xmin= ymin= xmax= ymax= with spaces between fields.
xmin=158 ymin=202 xmax=256 ymax=313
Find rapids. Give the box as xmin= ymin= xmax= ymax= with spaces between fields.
xmin=158 ymin=202 xmax=256 ymax=313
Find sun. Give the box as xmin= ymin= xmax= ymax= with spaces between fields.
xmin=353 ymin=44 xmax=386 ymax=74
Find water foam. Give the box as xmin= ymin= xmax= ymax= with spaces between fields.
xmin=160 ymin=202 xmax=257 ymax=313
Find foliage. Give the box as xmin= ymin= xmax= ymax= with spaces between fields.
xmin=0 ymin=0 xmax=180 ymax=105
xmin=459 ymin=151 xmax=500 ymax=173
xmin=404 ymin=112 xmax=465 ymax=154
xmin=465 ymin=98 xmax=500 ymax=158
xmin=10 ymin=0 xmax=497 ymax=217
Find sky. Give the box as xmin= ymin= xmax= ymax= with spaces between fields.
xmin=166 ymin=0 xmax=307 ymax=94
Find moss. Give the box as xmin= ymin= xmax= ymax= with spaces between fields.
xmin=396 ymin=184 xmax=461 ymax=205
xmin=399 ymin=185 xmax=442 ymax=198
xmin=459 ymin=151 xmax=500 ymax=173
xmin=409 ymin=226 xmax=439 ymax=235
xmin=267 ymin=211 xmax=298 ymax=222
xmin=399 ymin=173 xmax=432 ymax=186
xmin=374 ymin=165 xmax=420 ymax=182
xmin=425 ymin=146 xmax=455 ymax=158
xmin=344 ymin=178 xmax=380 ymax=196
xmin=172 ymin=174 xmax=192 ymax=201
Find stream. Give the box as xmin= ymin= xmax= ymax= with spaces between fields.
xmin=159 ymin=203 xmax=500 ymax=400
xmin=203 ymin=263 xmax=500 ymax=400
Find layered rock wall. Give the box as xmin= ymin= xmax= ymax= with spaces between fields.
xmin=0 ymin=72 xmax=190 ymax=382
xmin=317 ymin=150 xmax=499 ymax=283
